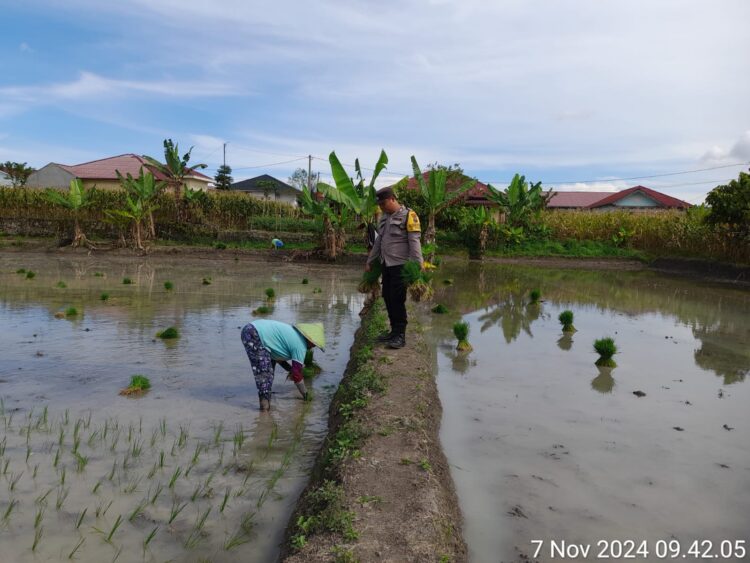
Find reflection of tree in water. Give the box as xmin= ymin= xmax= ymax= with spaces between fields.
xmin=692 ymin=322 xmax=749 ymax=385
xmin=557 ymin=334 xmax=573 ymax=351
xmin=591 ymin=365 xmax=615 ymax=393
xmin=478 ymin=292 xmax=543 ymax=343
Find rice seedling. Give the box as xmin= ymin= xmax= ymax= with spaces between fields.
xmin=190 ymin=443 xmax=203 ymax=466
xmin=232 ymin=424 xmax=245 ymax=456
xmin=2 ymin=458 xmax=9 ymax=474
xmin=178 ymin=425 xmax=189 ymax=448
xmin=594 ymin=337 xmax=618 ymax=367
xmin=168 ymin=466 xmax=182 ymax=489
xmin=87 ymin=429 xmax=99 ymax=447
xmin=304 ymin=349 xmax=322 ymax=375
xmin=123 ymin=475 xmax=141 ymax=494
xmin=68 ymin=537 xmax=85 ymax=559
xmin=159 ymin=450 xmax=165 ymax=468
xmin=26 ymin=444 xmax=31 ymax=463
xmin=32 ymin=525 xmax=43 ymax=551
xmin=168 ymin=499 xmax=187 ymax=524
xmin=112 ymin=545 xmax=123 ymax=562
xmin=65 ymin=307 xmax=78 ymax=317
xmin=107 ymin=460 xmax=117 ymax=481
xmin=453 ymin=321 xmax=473 ymax=352
xmin=149 ymin=482 xmax=164 ymax=505
xmin=128 ymin=498 xmax=148 ymax=522
xmin=358 ymin=261 xmax=382 ymax=294
xmin=156 ymin=327 xmax=179 ymax=339
xmin=202 ymin=277 xmax=212 ymax=285
xmin=146 ymin=462 xmax=157 ymax=479
xmin=122 ymin=277 xmax=132 ymax=285
xmin=92 ymin=480 xmax=102 ymax=494
xmin=16 ymin=268 xmax=26 ymax=274
xmin=212 ymin=421 xmax=224 ymax=446
xmin=63 ymin=409 xmax=69 ymax=426
xmin=59 ymin=466 xmax=67 ymax=486
xmin=220 ymin=487 xmax=231 ymax=513
xmin=34 ymin=505 xmax=45 ymax=528
xmin=312 ymin=287 xmax=322 ymax=293
xmin=100 ymin=292 xmax=109 ymax=301
xmin=94 ymin=499 xmax=113 ymax=518
xmin=26 ymin=270 xmax=36 ymax=279
xmin=74 ymin=452 xmax=89 ymax=472
xmin=55 ymin=486 xmax=69 ymax=510
xmin=159 ymin=418 xmax=167 ymax=437
xmin=431 ymin=304 xmax=449 ymax=314
xmin=143 ymin=526 xmax=158 ymax=555
xmin=2 ymin=499 xmax=18 ymax=521
xmin=106 ymin=514 xmax=123 ymax=543
xmin=302 ymin=278 xmax=309 ymax=284
xmin=529 ymin=288 xmax=541 ymax=304
xmin=130 ymin=439 xmax=143 ymax=457
xmin=252 ymin=305 xmax=272 ymax=315
xmin=75 ymin=506 xmax=87 ymax=529
xmin=109 ymin=432 xmax=120 ymax=453
xmin=190 ymin=484 xmax=202 ymax=502
xmin=401 ymin=260 xmax=434 ymax=301
xmin=9 ymin=470 xmax=23 ymax=491
xmin=164 ymin=280 xmax=174 ymax=290
xmin=558 ymin=310 xmax=576 ymax=332
xmin=56 ymin=281 xmax=67 ymax=288
xmin=32 ymin=463 xmax=39 ymax=479
xmin=35 ymin=488 xmax=53 ymax=505
xmin=184 ymin=507 xmax=211 ymax=548
xmin=265 ymin=287 xmax=276 ymax=301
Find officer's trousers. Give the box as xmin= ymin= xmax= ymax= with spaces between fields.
xmin=382 ymin=264 xmax=407 ymax=336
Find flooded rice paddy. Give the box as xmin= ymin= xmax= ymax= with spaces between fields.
xmin=0 ymin=253 xmax=363 ymax=562
xmin=427 ymin=263 xmax=749 ymax=562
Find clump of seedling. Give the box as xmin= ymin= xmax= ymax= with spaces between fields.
xmin=119 ymin=375 xmax=152 ymax=396
xmin=156 ymin=326 xmax=179 ymax=339
xmin=302 ymin=278 xmax=309 ymax=284
xmin=94 ymin=272 xmax=104 ymax=277
xmin=202 ymin=277 xmax=212 ymax=285
xmin=358 ymin=261 xmax=382 ymax=294
xmin=65 ymin=307 xmax=78 ymax=317
xmin=164 ymin=281 xmax=174 ymax=290
xmin=401 ymin=260 xmax=433 ymax=302
xmin=431 ymin=304 xmax=448 ymax=314
xmin=215 ymin=242 xmax=227 ymax=250
xmin=56 ymin=281 xmax=67 ymax=288
xmin=252 ymin=305 xmax=272 ymax=316
xmin=100 ymin=292 xmax=109 ymax=301
xmin=442 ymin=278 xmax=453 ymax=285
xmin=594 ymin=337 xmax=617 ymax=367
xmin=303 ymin=349 xmax=322 ymax=378
xmin=312 ymin=287 xmax=322 ymax=294
xmin=16 ymin=268 xmax=26 ymax=274
xmin=559 ymin=310 xmax=576 ymax=332
xmin=453 ymin=321 xmax=472 ymax=352
xmin=529 ymin=288 xmax=541 ymax=304
xmin=122 ymin=277 xmax=132 ymax=285
xmin=265 ymin=287 xmax=276 ymax=302
xmin=26 ymin=271 xmax=36 ymax=279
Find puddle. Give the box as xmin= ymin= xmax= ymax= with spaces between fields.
xmin=0 ymin=253 xmax=363 ymax=562
xmin=426 ymin=263 xmax=750 ymax=562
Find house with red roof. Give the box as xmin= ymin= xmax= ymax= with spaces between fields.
xmin=26 ymin=154 xmax=212 ymax=191
xmin=547 ymin=186 xmax=691 ymax=211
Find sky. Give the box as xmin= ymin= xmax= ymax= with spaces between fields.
xmin=2 ymin=0 xmax=749 ymax=203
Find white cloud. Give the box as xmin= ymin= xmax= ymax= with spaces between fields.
xmin=701 ymin=130 xmax=750 ymax=164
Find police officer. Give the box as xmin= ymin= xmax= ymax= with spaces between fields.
xmin=365 ymin=187 xmax=423 ymax=349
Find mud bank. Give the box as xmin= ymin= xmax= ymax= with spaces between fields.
xmin=280 ymin=300 xmax=466 ymax=563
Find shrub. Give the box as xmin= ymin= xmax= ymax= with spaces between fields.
xmin=156 ymin=327 xmax=179 ymax=339
xmin=453 ymin=321 xmax=472 ymax=352
xmin=164 ymin=281 xmax=174 ymax=290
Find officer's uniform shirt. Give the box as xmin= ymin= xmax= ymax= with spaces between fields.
xmin=367 ymin=206 xmax=423 ymax=267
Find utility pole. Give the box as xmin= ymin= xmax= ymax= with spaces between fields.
xmin=223 ymin=143 xmax=227 ymax=168
xmin=308 ymin=155 xmax=312 ymax=192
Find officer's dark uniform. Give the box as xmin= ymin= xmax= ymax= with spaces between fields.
xmin=366 ymin=189 xmax=423 ymax=348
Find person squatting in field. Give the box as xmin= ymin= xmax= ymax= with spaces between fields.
xmin=240 ymin=320 xmax=326 ymax=411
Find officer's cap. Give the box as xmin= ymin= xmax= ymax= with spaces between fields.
xmin=375 ymin=187 xmax=396 ymax=201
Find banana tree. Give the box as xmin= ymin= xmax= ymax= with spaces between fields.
xmin=45 ymin=179 xmax=95 ymax=248
xmin=298 ymin=183 xmax=346 ymax=259
xmin=142 ymin=139 xmax=206 ymax=220
xmin=411 ymin=157 xmax=476 ymax=251
xmin=110 ymin=169 xmax=164 ymax=250
xmin=485 ymin=173 xmax=551 ymax=232
xmin=327 ymin=150 xmax=388 ymax=249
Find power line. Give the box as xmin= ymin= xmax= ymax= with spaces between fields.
xmin=206 ymin=157 xmax=307 ymax=172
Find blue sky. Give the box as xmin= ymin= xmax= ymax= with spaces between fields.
xmin=2 ymin=0 xmax=749 ymax=203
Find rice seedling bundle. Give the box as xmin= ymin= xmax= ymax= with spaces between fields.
xmin=431 ymin=304 xmax=449 ymax=314
xmin=265 ymin=287 xmax=275 ymax=301
xmin=401 ymin=260 xmax=434 ymax=302
xmin=252 ymin=305 xmax=272 ymax=316
xmin=357 ymin=260 xmax=382 ymax=294
xmin=164 ymin=281 xmax=174 ymax=290
xmin=594 ymin=337 xmax=617 ymax=367
xmin=453 ymin=321 xmax=472 ymax=352
xmin=558 ymin=310 xmax=576 ymax=332
xmin=119 ymin=375 xmax=152 ymax=396
xmin=122 ymin=277 xmax=132 ymax=285
xmin=156 ymin=327 xmax=179 ymax=339
xmin=529 ymin=289 xmax=541 ymax=303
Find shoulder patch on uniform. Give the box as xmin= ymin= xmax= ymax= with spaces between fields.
xmin=406 ymin=210 xmax=421 ymax=232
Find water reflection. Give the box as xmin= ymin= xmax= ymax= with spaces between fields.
xmin=557 ymin=333 xmax=574 ymax=351
xmin=591 ymin=365 xmax=615 ymax=393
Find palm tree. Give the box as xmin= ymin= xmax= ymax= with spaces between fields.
xmin=410 ymin=157 xmax=475 ymax=249
xmin=45 ymin=179 xmax=95 ymax=248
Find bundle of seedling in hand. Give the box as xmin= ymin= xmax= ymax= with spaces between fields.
xmin=401 ymin=260 xmax=434 ymax=302
xmin=358 ymin=261 xmax=382 ymax=294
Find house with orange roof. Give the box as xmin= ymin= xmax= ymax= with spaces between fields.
xmin=26 ymin=154 xmax=212 ymax=191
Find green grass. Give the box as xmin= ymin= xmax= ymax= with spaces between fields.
xmin=485 ymin=238 xmax=645 ymax=259
xmin=156 ymin=327 xmax=179 ymax=339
